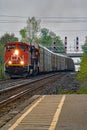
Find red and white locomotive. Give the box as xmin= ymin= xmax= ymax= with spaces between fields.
xmin=4 ymin=42 xmax=75 ymax=78
xmin=5 ymin=42 xmax=39 ymax=78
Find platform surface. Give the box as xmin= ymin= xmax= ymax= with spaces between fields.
xmin=1 ymin=95 xmax=87 ymax=130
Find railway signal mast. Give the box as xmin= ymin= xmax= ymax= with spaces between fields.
xmin=76 ymin=37 xmax=79 ymax=51
xmin=64 ymin=36 xmax=67 ymax=51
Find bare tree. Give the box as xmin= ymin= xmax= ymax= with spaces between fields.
xmin=26 ymin=17 xmax=41 ymax=42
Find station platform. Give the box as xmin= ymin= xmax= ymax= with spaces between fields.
xmin=1 ymin=95 xmax=87 ymax=130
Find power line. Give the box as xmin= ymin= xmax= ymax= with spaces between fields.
xmin=0 ymin=20 xmax=26 ymax=23
xmin=55 ymin=30 xmax=87 ymax=32
xmin=1 ymin=15 xmax=87 ymax=19
xmin=43 ymin=20 xmax=87 ymax=23
xmin=0 ymin=14 xmax=27 ymax=18
xmin=0 ymin=15 xmax=87 ymax=23
xmin=37 ymin=16 xmax=87 ymax=19
xmin=0 ymin=15 xmax=87 ymax=33
xmin=0 ymin=29 xmax=87 ymax=33
xmin=0 ymin=20 xmax=87 ymax=24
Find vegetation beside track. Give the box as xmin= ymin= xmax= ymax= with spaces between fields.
xmin=0 ymin=64 xmax=6 ymax=79
xmin=76 ymin=53 xmax=87 ymax=94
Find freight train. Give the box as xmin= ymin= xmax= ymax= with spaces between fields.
xmin=4 ymin=42 xmax=75 ymax=78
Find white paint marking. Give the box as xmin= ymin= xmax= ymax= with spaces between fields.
xmin=8 ymin=96 xmax=45 ymax=130
xmin=49 ymin=95 xmax=66 ymax=130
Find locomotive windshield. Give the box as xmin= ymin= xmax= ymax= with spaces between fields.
xmin=18 ymin=45 xmax=28 ymax=51
xmin=6 ymin=45 xmax=16 ymax=51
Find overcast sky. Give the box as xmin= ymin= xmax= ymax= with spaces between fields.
xmin=0 ymin=0 xmax=87 ymax=51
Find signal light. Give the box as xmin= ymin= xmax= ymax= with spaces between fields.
xmin=76 ymin=37 xmax=79 ymax=45
xmin=65 ymin=36 xmax=67 ymax=41
xmin=53 ymin=42 xmax=56 ymax=44
xmin=53 ymin=46 xmax=56 ymax=51
xmin=65 ymin=46 xmax=67 ymax=50
xmin=53 ymin=42 xmax=57 ymax=52
xmin=76 ymin=46 xmax=79 ymax=49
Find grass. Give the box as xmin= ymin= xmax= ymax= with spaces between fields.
xmin=57 ymin=87 xmax=75 ymax=94
xmin=0 ymin=64 xmax=6 ymax=79
xmin=57 ymin=82 xmax=87 ymax=94
xmin=76 ymin=70 xmax=87 ymax=94
xmin=76 ymin=86 xmax=87 ymax=94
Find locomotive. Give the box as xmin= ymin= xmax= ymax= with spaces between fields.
xmin=4 ymin=42 xmax=75 ymax=78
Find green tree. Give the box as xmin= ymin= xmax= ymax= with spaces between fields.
xmin=19 ymin=29 xmax=30 ymax=42
xmin=0 ymin=33 xmax=18 ymax=44
xmin=0 ymin=44 xmax=4 ymax=62
xmin=82 ymin=36 xmax=87 ymax=53
xmin=77 ymin=36 xmax=87 ymax=82
xmin=55 ymin=36 xmax=66 ymax=53
xmin=0 ymin=33 xmax=18 ymax=64
xmin=76 ymin=36 xmax=87 ymax=92
xmin=0 ymin=44 xmax=5 ymax=78
xmin=77 ymin=53 xmax=87 ymax=82
xmin=0 ymin=33 xmax=18 ymax=78
xmin=39 ymin=28 xmax=65 ymax=53
xmin=39 ymin=28 xmax=53 ymax=46
xmin=19 ymin=17 xmax=65 ymax=53
xmin=20 ymin=29 xmax=27 ymax=39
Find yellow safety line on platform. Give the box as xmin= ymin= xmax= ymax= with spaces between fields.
xmin=49 ymin=95 xmax=66 ymax=130
xmin=8 ymin=96 xmax=45 ymax=130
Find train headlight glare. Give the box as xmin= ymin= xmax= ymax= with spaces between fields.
xmin=14 ymin=49 xmax=19 ymax=55
xmin=20 ymin=61 xmax=24 ymax=65
xmin=8 ymin=61 xmax=12 ymax=65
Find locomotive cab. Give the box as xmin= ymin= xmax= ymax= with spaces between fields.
xmin=4 ymin=42 xmax=39 ymax=78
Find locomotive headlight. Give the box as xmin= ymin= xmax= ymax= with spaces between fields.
xmin=20 ymin=61 xmax=24 ymax=65
xmin=14 ymin=49 xmax=19 ymax=55
xmin=8 ymin=61 xmax=12 ymax=65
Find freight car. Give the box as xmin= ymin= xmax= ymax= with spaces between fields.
xmin=39 ymin=44 xmax=75 ymax=72
xmin=4 ymin=42 xmax=75 ymax=78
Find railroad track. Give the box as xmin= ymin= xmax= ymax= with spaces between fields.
xmin=0 ymin=72 xmax=65 ymax=128
xmin=0 ymin=78 xmax=25 ymax=91
xmin=0 ymin=73 xmax=60 ymax=91
xmin=0 ymin=73 xmax=64 ymax=105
